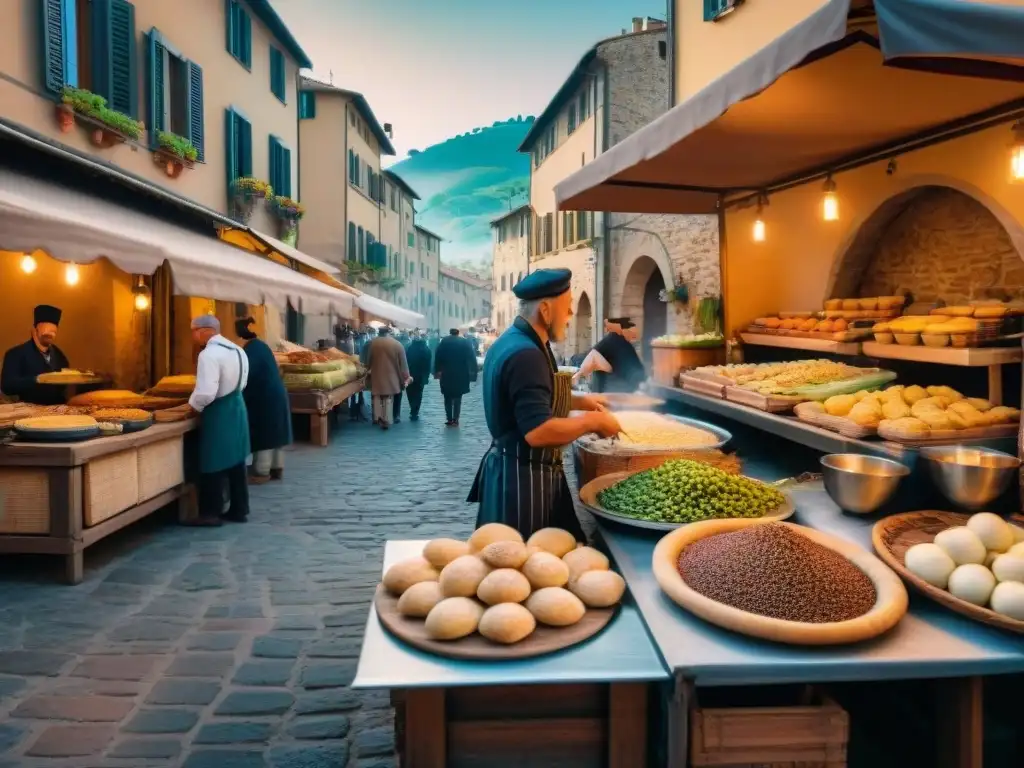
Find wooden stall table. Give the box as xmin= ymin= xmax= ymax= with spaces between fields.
xmin=0 ymin=421 xmax=196 ymax=584
xmin=353 ymin=540 xmax=669 ymax=768
xmin=288 ymin=376 xmax=366 ymax=447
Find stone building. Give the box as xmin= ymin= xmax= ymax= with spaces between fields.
xmin=490 ymin=205 xmax=532 ymax=332
xmin=515 ymin=16 xmax=720 ymax=359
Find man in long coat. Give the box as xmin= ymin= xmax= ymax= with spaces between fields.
xmin=236 ymin=318 xmax=292 ymax=483
xmin=404 ymin=333 xmax=433 ymax=422
xmin=433 ymin=329 xmax=478 ymax=427
xmin=367 ymin=326 xmax=410 ymax=430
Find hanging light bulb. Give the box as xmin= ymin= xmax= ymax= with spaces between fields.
xmin=20 ymin=254 xmax=37 ymax=274
xmin=1011 ymin=121 xmax=1024 ymax=183
xmin=65 ymin=262 xmax=80 ymax=286
xmin=822 ymin=175 xmax=839 ymax=222
xmin=132 ymin=275 xmax=151 ymax=311
xmin=752 ymin=194 xmax=767 ymax=243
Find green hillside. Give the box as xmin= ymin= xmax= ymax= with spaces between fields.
xmin=389 ymin=117 xmax=534 ymax=269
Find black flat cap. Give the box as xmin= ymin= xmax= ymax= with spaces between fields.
xmin=607 ymin=317 xmax=636 ymax=329
xmin=33 ymin=305 xmax=62 ymax=326
xmin=512 ymin=268 xmax=572 ymax=301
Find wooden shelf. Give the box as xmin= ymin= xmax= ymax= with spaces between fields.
xmin=860 ymin=342 xmax=1022 ymax=368
xmin=740 ymin=333 xmax=861 ymax=356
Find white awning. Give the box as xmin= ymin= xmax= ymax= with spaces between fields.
xmin=0 ymin=170 xmax=354 ymax=316
xmin=246 ymin=228 xmax=342 ymax=275
xmin=354 ymin=293 xmax=425 ymax=328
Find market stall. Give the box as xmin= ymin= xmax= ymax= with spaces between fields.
xmin=275 ymin=345 xmax=366 ymax=446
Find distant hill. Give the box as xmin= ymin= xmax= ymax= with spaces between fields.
xmin=389 ymin=116 xmax=534 ymax=270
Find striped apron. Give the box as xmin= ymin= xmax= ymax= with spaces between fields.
xmin=468 ymin=370 xmax=582 ymax=540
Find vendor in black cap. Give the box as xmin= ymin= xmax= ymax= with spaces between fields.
xmin=1 ymin=305 xmax=71 ymax=405
xmin=468 ymin=268 xmax=621 ymax=540
xmin=575 ymin=316 xmax=647 ymax=394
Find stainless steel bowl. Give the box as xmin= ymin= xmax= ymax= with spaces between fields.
xmin=919 ymin=446 xmax=1021 ymax=511
xmin=820 ymin=453 xmax=910 ymax=515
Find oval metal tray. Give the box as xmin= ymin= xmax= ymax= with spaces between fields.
xmin=13 ymin=425 xmax=101 ymax=443
xmin=576 ymin=414 xmax=733 ymax=453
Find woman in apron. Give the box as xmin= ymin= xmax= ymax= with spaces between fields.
xmin=468 ymin=269 xmax=621 ymax=540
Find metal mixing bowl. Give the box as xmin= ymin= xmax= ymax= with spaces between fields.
xmin=820 ymin=453 xmax=910 ymax=515
xmin=919 ymin=446 xmax=1021 ymax=511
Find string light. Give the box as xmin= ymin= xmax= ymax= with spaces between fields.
xmin=65 ymin=262 xmax=80 ymax=286
xmin=752 ymin=194 xmax=767 ymax=243
xmin=20 ymin=254 xmax=37 ymax=274
xmin=822 ymin=175 xmax=839 ymax=222
xmin=1011 ymin=121 xmax=1024 ymax=182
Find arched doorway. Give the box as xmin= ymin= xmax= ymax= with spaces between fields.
xmin=575 ymin=292 xmax=593 ymax=356
xmin=642 ymin=270 xmax=667 ymax=364
xmin=621 ymin=255 xmax=670 ymax=364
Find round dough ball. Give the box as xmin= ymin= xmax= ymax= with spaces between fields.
xmin=480 ymin=540 xmax=530 ymax=569
xmin=422 ymin=538 xmax=471 ymax=569
xmin=522 ymin=551 xmax=570 ymax=589
xmin=1008 ymin=541 xmax=1024 ymax=558
xmin=526 ymin=528 xmax=577 ymax=558
xmin=1011 ymin=526 xmax=1024 ymax=544
xmin=397 ymin=581 xmax=444 ymax=618
xmin=469 ymin=523 xmax=523 ymax=553
xmin=424 ymin=597 xmax=485 ymax=640
xmin=904 ymin=543 xmax=956 ymax=589
xmin=992 ymin=554 xmax=1024 ymax=584
xmin=383 ymin=557 xmax=439 ymax=596
xmin=933 ymin=527 xmax=987 ymax=566
xmin=966 ymin=513 xmax=1014 ymax=553
xmin=439 ymin=555 xmax=491 ymax=598
xmin=476 ymin=568 xmax=532 ymax=606
xmin=570 ymin=570 xmax=626 ymax=608
xmin=989 ymin=580 xmax=1024 ymax=620
xmin=479 ymin=603 xmax=536 ymax=644
xmin=948 ymin=564 xmax=996 ymax=606
xmin=563 ymin=546 xmax=610 ymax=583
xmin=525 ymin=587 xmax=586 ymax=627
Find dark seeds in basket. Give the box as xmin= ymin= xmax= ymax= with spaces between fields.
xmin=677 ymin=524 xmax=877 ymax=623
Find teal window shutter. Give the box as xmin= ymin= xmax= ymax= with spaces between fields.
xmin=224 ymin=108 xmax=236 ymax=192
xmin=40 ymin=0 xmax=76 ymax=95
xmin=348 ymin=222 xmax=356 ymax=261
xmin=226 ymin=0 xmax=251 ymax=67
xmin=704 ymin=0 xmax=735 ymax=21
xmin=225 ymin=0 xmax=234 ymax=55
xmin=147 ymin=30 xmax=166 ymax=142
xmin=237 ymin=111 xmax=252 ymax=176
xmin=357 ymin=227 xmax=364 ymax=262
xmin=268 ymin=135 xmax=280 ymax=193
xmin=270 ymin=46 xmax=285 ymax=102
xmin=242 ymin=9 xmax=252 ymax=66
xmin=299 ymin=91 xmax=316 ymax=119
xmin=91 ymin=0 xmax=137 ymax=117
xmin=188 ymin=61 xmax=204 ymax=161
xmin=281 ymin=147 xmax=291 ymax=198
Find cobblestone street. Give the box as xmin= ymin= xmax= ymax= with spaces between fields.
xmin=0 ymin=384 xmax=490 ymax=767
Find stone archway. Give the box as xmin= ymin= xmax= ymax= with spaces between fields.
xmin=621 ymin=255 xmax=670 ymax=364
xmin=575 ymin=292 xmax=593 ymax=355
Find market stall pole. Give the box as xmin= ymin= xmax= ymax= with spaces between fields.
xmin=353 ymin=540 xmax=669 ymax=768
xmin=0 ymin=421 xmax=196 ymax=583
xmin=288 ymin=375 xmax=366 ymax=447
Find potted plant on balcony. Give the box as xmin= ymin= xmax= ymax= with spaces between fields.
xmin=58 ymin=86 xmax=144 ymax=147
xmin=230 ymin=177 xmax=273 ymax=223
xmin=154 ymin=131 xmax=198 ymax=178
xmin=267 ymin=195 xmax=305 ymax=243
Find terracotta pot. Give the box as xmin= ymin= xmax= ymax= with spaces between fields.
xmin=54 ymin=104 xmax=75 ymax=133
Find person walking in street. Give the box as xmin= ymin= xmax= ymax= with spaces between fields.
xmin=367 ymin=325 xmax=410 ymax=430
xmin=467 ymin=269 xmax=620 ymax=540
xmin=434 ymin=328 xmax=478 ymax=427
xmin=186 ymin=315 xmax=251 ymax=526
xmin=404 ymin=332 xmax=433 ymax=422
xmin=393 ymin=327 xmax=410 ymax=423
xmin=235 ymin=318 xmax=292 ymax=484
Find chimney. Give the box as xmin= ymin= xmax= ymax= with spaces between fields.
xmin=632 ymin=17 xmax=643 ymax=33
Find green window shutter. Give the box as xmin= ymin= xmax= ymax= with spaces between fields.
xmin=187 ymin=61 xmax=204 ymax=161
xmin=147 ymin=30 xmax=166 ymax=142
xmin=239 ymin=113 xmax=252 ymax=176
xmin=348 ymin=223 xmax=356 ymax=260
xmin=40 ymin=0 xmax=74 ymax=95
xmin=270 ymin=47 xmax=285 ymax=102
xmin=224 ymin=108 xmax=236 ymax=192
xmin=91 ymin=0 xmax=137 ymax=117
xmin=281 ymin=147 xmax=291 ymax=198
xmin=225 ymin=0 xmax=234 ymax=55
xmin=242 ymin=8 xmax=252 ymax=67
xmin=704 ymin=0 xmax=732 ymax=21
xmin=268 ymin=136 xmax=280 ymax=193
xmin=357 ymin=227 xmax=364 ymax=262
xmin=299 ymin=91 xmax=316 ymax=119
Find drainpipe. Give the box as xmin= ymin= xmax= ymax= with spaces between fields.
xmin=666 ymin=0 xmax=676 ymax=108
xmin=343 ymin=102 xmax=351 ymax=318
xmin=599 ymin=63 xmax=611 ymax=335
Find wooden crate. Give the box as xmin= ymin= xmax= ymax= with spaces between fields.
xmin=651 ymin=346 xmax=725 ymax=387
xmin=0 ymin=468 xmax=50 ymax=534
xmin=138 ymin=437 xmax=184 ymax=502
xmin=691 ymin=688 xmax=848 ymax=768
xmin=84 ymin=449 xmax=139 ymax=527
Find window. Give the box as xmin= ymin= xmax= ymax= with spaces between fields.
xmin=500 ymin=275 xmax=506 ymax=291
xmin=269 ymin=135 xmax=291 ymax=198
xmin=347 ymin=150 xmax=357 ymax=185
xmin=567 ymin=103 xmax=577 ymax=134
xmin=269 ymin=46 xmax=286 ymax=102
xmin=357 ymin=226 xmax=364 ymax=262
xmin=429 ymin=292 xmax=434 ymax=306
xmin=420 ymin=263 xmax=424 ymax=279
xmin=390 ymin=184 xmax=397 ymax=211
xmin=704 ymin=0 xmax=740 ymax=22
xmin=349 ymin=110 xmax=355 ymax=126
xmin=542 ymin=213 xmax=554 ymax=253
xmin=224 ymin=107 xmax=252 ymax=188
xmin=368 ymin=170 xmax=377 ymax=200
xmin=408 ymin=260 xmax=414 ymax=276
xmin=577 ymin=211 xmax=589 ymax=240
xmin=41 ymin=0 xmax=139 ymax=116
xmin=420 ymin=288 xmax=426 ymax=306
xmin=348 ymin=223 xmax=356 ymax=261
xmin=299 ymin=91 xmax=316 ymax=119
xmin=578 ymin=87 xmax=590 ymax=122
xmin=146 ymin=30 xmax=205 ymax=160
xmin=226 ymin=0 xmax=252 ymax=67
xmin=408 ymin=232 xmax=415 ymax=248
xmin=562 ymin=211 xmax=574 ymax=247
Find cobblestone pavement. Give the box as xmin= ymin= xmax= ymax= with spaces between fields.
xmin=0 ymin=383 xmax=491 ymax=767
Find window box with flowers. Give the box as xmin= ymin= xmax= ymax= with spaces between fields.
xmin=153 ymin=131 xmax=198 ymax=178
xmin=57 ymin=86 xmax=144 ymax=148
xmin=230 ymin=177 xmax=273 ymax=223
xmin=267 ymin=195 xmax=305 ymax=242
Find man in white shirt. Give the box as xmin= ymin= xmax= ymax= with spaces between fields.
xmin=187 ymin=315 xmax=252 ymax=526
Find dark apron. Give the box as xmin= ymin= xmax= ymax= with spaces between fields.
xmin=198 ymin=343 xmax=250 ymax=475
xmin=468 ymin=370 xmax=582 ymax=540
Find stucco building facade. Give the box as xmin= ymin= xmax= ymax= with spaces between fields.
xmin=490 ymin=205 xmax=532 ymax=332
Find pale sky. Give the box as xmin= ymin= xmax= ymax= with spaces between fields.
xmin=272 ymin=0 xmax=667 ymax=161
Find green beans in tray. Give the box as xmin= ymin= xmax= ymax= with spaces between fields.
xmin=596 ymin=459 xmax=787 ymax=525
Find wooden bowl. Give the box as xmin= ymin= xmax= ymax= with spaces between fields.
xmin=872 ymin=511 xmax=1024 ymax=634
xmin=652 ymin=519 xmax=908 ymax=645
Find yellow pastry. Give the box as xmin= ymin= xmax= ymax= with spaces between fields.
xmin=882 ymin=398 xmax=911 ymax=421
xmin=987 ymin=406 xmax=1021 ymax=424
xmin=824 ymin=394 xmax=857 ymax=417
xmin=966 ymin=397 xmax=993 ymax=412
xmin=848 ymin=398 xmax=883 ymax=428
xmin=880 ymin=417 xmax=930 ymax=437
xmin=901 ymin=385 xmax=928 ymax=405
xmin=935 ymin=306 xmax=975 ymax=317
xmin=926 ymin=385 xmax=963 ymax=403
xmin=917 ymin=410 xmax=953 ymax=430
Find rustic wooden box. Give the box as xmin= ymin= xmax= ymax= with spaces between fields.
xmin=651 ymin=345 xmax=725 ymax=387
xmin=84 ymin=449 xmax=139 ymax=527
xmin=138 ymin=437 xmax=184 ymax=503
xmin=0 ymin=468 xmax=50 ymax=534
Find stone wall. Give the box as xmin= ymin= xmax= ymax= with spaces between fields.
xmin=533 ymin=245 xmax=597 ymax=360
xmin=852 ymin=187 xmax=1024 ymax=302
xmin=599 ymin=30 xmax=670 ymax=147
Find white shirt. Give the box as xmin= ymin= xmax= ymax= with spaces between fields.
xmin=573 ymin=348 xmax=612 ymax=382
xmin=189 ymin=335 xmax=249 ymax=413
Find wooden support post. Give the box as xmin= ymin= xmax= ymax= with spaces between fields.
xmin=49 ymin=467 xmax=84 ymax=585
xmin=402 ymin=688 xmax=446 ymax=768
xmin=987 ymin=364 xmax=1003 ymax=405
xmin=310 ymin=413 xmax=329 ymax=447
xmin=609 ymin=682 xmax=648 ymax=768
xmin=936 ymin=676 xmax=983 ymax=768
